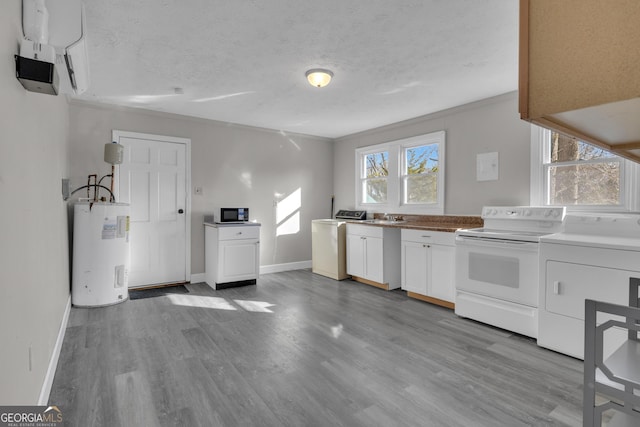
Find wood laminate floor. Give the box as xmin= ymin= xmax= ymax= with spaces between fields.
xmin=49 ymin=270 xmax=583 ymax=426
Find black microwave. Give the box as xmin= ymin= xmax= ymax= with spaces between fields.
xmin=220 ymin=208 xmax=249 ymax=223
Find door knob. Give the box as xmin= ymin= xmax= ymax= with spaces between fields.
xmin=178 ymin=209 xmax=184 ymax=214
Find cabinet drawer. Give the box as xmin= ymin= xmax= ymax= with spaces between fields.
xmin=217 ymin=226 xmax=260 ymax=241
xmin=401 ymin=229 xmax=454 ymax=246
xmin=346 ymin=223 xmax=383 ymax=238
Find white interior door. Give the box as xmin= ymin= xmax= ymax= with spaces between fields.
xmin=113 ymin=131 xmax=190 ymax=288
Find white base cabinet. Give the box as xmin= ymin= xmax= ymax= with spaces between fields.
xmin=205 ymin=223 xmax=260 ymax=290
xmin=401 ymin=229 xmax=455 ymax=307
xmin=346 ymin=223 xmax=400 ymax=290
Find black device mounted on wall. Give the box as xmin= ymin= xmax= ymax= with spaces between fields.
xmin=15 ymin=55 xmax=59 ymax=95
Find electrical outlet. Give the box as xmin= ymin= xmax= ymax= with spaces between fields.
xmin=194 ymin=186 xmax=203 ymax=195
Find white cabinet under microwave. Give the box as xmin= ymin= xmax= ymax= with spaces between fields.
xmin=205 ymin=223 xmax=260 ymax=290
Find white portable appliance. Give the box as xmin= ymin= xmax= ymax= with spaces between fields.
xmin=539 ymin=212 xmax=640 ymax=359
xmin=311 ymin=210 xmax=367 ymax=280
xmin=455 ymin=206 xmax=565 ymax=338
xmin=72 ymin=202 xmax=130 ymax=307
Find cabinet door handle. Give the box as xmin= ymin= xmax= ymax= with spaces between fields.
xmin=422 ymin=244 xmax=430 ymax=248
xmin=553 ymin=281 xmax=561 ymax=295
xmin=421 ymin=235 xmax=431 ymax=238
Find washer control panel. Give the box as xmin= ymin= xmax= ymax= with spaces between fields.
xmin=335 ymin=210 xmax=367 ymax=220
xmin=481 ymin=206 xmax=565 ymax=222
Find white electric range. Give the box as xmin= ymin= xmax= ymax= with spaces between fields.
xmin=455 ymin=206 xmax=566 ymax=338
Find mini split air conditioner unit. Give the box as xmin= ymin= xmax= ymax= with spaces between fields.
xmin=16 ymin=0 xmax=90 ymax=96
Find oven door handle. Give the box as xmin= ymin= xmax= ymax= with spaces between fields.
xmin=455 ymin=235 xmax=539 ymax=250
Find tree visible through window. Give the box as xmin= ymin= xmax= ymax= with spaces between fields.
xmin=356 ymin=131 xmax=445 ymax=213
xmin=403 ymin=144 xmax=439 ymax=204
xmin=364 ymin=151 xmax=388 ymax=203
xmin=546 ymin=132 xmax=621 ymax=206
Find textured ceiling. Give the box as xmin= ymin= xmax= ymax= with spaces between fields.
xmin=74 ymin=0 xmax=519 ymax=138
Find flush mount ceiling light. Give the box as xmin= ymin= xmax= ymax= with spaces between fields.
xmin=305 ymin=68 xmax=334 ymax=88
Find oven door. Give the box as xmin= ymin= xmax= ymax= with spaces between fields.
xmin=455 ymin=235 xmax=539 ymax=306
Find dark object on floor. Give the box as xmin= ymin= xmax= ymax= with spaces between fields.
xmin=215 ymin=279 xmax=257 ymax=290
xmin=129 ymin=285 xmax=189 ymax=300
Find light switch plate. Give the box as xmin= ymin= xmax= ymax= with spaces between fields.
xmin=477 ymin=152 xmax=499 ymax=181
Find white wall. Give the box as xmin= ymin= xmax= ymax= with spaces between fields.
xmin=333 ymin=92 xmax=531 ymax=215
xmin=0 ymin=0 xmax=71 ymax=404
xmin=67 ymin=102 xmax=334 ymax=275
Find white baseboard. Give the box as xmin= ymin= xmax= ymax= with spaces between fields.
xmin=190 ymin=273 xmax=205 ymax=283
xmin=38 ymin=295 xmax=71 ymax=405
xmin=260 ymin=260 xmax=311 ymax=275
xmin=190 ymin=261 xmax=310 ymax=284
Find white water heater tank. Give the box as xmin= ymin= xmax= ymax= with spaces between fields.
xmin=72 ymin=202 xmax=130 ymax=307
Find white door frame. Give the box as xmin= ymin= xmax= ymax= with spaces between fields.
xmin=112 ymin=130 xmax=192 ymax=283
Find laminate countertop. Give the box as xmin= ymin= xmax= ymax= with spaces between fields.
xmin=348 ymin=214 xmax=483 ymax=233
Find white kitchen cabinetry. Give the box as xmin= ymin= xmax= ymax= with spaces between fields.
xmin=205 ymin=223 xmax=260 ymax=290
xmin=346 ymin=223 xmax=400 ymax=290
xmin=401 ymin=229 xmax=455 ymax=308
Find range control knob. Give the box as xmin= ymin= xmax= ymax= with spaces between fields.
xmin=544 ymin=210 xmax=552 ymax=217
xmin=524 ymin=209 xmax=532 ymax=216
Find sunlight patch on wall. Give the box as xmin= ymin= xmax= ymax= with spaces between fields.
xmin=276 ymin=211 xmax=300 ymax=236
xmin=276 ymin=187 xmax=301 ymax=236
xmin=278 ymin=130 xmax=302 ymax=151
xmin=240 ymin=171 xmax=252 ymax=189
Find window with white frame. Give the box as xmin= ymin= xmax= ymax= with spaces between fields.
xmin=530 ymin=126 xmax=639 ymax=211
xmin=362 ymin=150 xmax=389 ymax=204
xmin=402 ymin=141 xmax=440 ymax=204
xmin=356 ymin=131 xmax=445 ymax=214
